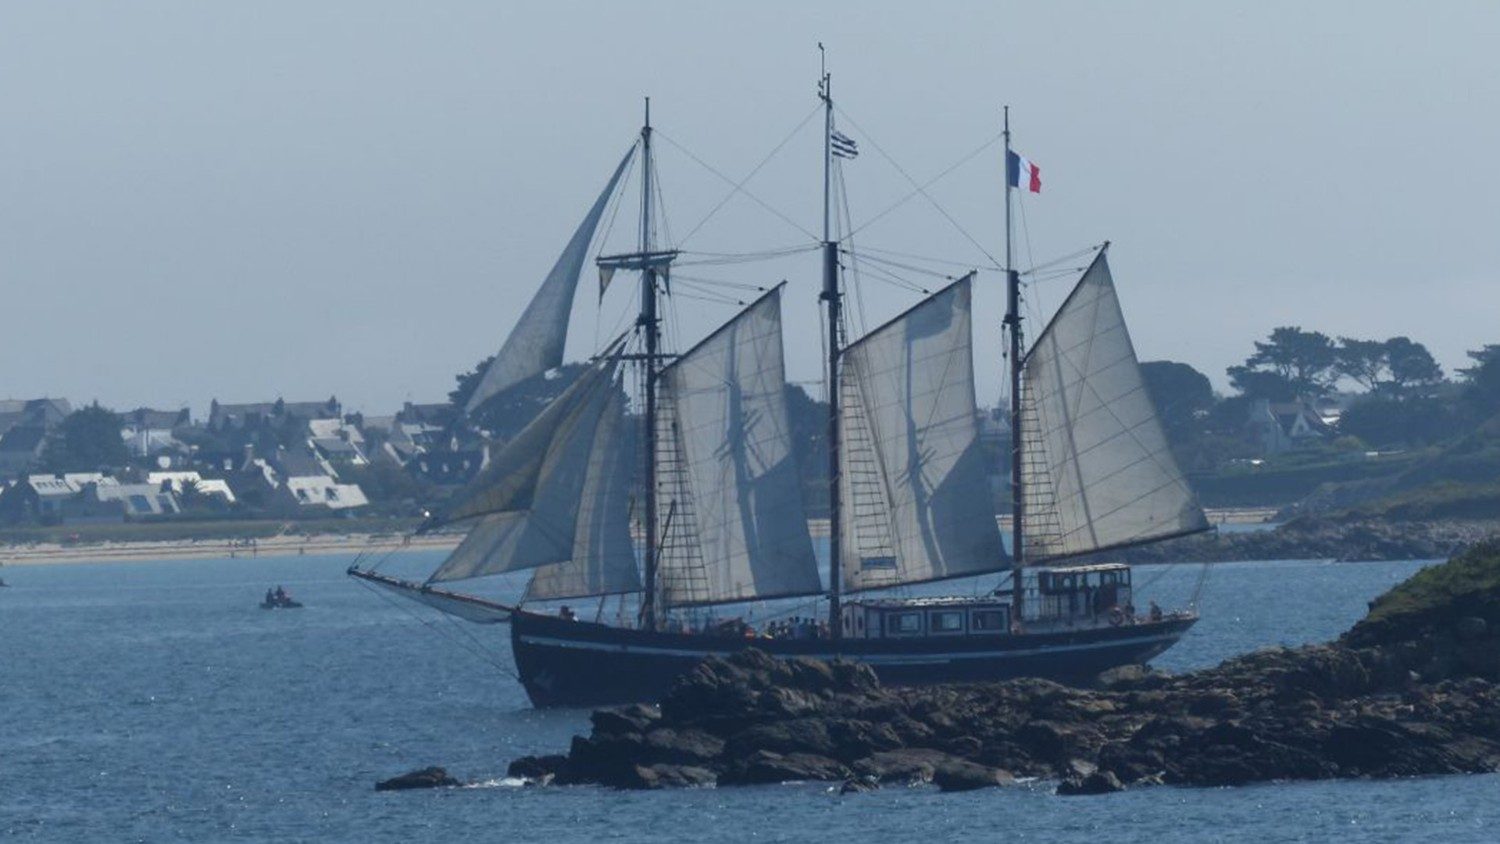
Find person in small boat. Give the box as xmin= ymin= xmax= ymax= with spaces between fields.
xmin=274 ymin=585 xmax=287 ymax=604
xmin=264 ymin=588 xmax=275 ymax=605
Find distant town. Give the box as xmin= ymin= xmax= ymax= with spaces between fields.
xmin=3 ymin=326 xmax=1498 ymax=536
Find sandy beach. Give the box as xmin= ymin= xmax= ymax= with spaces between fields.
xmin=0 ymin=532 xmax=462 ymax=567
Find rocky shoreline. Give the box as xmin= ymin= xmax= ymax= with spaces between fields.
xmin=1110 ymin=517 xmax=1498 ymax=564
xmin=502 ymin=541 xmax=1500 ymax=794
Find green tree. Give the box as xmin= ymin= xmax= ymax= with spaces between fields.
xmin=1228 ymin=326 xmax=1338 ymax=398
xmin=1459 ymin=344 xmax=1500 ymax=415
xmin=42 ymin=403 xmax=130 ymax=472
xmin=1385 ymin=337 xmax=1444 ymax=398
xmin=1334 ymin=337 xmax=1389 ymax=393
xmin=1141 ymin=360 xmax=1214 ymax=441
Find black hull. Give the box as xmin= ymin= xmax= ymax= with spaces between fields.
xmin=510 ymin=611 xmax=1196 ymax=708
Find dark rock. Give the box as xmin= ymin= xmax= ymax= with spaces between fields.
xmin=720 ymin=750 xmax=849 ymax=785
xmin=851 ymin=748 xmax=956 ymax=784
xmin=839 ymin=775 xmax=880 ymax=794
xmin=1057 ymin=770 xmax=1124 ymax=795
xmin=591 ymin=703 xmax=660 ymax=736
xmin=375 ymin=766 xmax=460 ymax=791
xmin=507 ymin=754 xmax=567 ymax=781
xmin=641 ymin=727 xmax=725 ymax=765
xmin=621 ymin=763 xmax=717 ymax=789
xmin=932 ymin=760 xmax=1013 ymax=792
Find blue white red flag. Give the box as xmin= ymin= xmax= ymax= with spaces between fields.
xmin=1007 ymin=150 xmax=1041 ymax=193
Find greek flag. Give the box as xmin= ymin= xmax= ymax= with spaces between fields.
xmin=831 ymin=131 xmax=858 ymax=160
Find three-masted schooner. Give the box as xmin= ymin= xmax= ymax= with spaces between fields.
xmin=350 ymin=73 xmax=1210 ymax=708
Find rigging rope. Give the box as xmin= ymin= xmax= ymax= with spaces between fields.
xmin=847 ymin=130 xmax=1005 ymax=239
xmin=833 ymin=106 xmax=1003 ymax=269
xmin=656 ymin=129 xmax=821 ymax=243
xmin=676 ymin=102 xmax=824 ymax=246
xmin=351 ymin=575 xmax=519 ymax=680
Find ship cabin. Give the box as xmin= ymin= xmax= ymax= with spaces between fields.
xmin=839 ymin=563 xmax=1136 ymax=639
xmin=1029 ymin=563 xmax=1135 ymax=631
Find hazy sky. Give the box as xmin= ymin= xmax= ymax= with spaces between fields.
xmin=4 ymin=2 xmax=1498 ymax=415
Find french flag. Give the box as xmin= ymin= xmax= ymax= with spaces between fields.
xmin=1007 ymin=150 xmax=1041 ymax=193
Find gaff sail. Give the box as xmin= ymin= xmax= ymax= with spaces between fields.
xmin=654 ymin=285 xmax=823 ymax=608
xmin=1020 ymin=249 xmax=1209 ymax=561
xmin=837 ymin=275 xmax=1008 ymax=592
xmin=463 ymin=147 xmax=636 ymax=415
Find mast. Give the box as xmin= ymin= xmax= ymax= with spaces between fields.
xmin=639 ymin=98 xmax=661 ymax=631
xmin=1003 ymin=107 xmax=1026 ymax=629
xmin=819 ymin=46 xmax=843 ymax=641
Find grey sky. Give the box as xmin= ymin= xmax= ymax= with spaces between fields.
xmin=3 ymin=2 xmax=1497 ymax=415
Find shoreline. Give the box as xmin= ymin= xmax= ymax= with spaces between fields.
xmin=0 ymin=532 xmax=461 ymax=567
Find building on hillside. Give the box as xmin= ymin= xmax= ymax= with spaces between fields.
xmin=278 ymin=475 xmax=369 ymax=512
xmin=148 ymin=471 xmax=237 ymax=504
xmin=396 ymin=401 xmax=457 ymax=431
xmin=207 ymin=397 xmax=341 ymax=433
xmin=121 ymin=407 xmax=191 ymax=457
xmin=89 ymin=483 xmax=181 ymax=518
xmin=0 ymin=475 xmax=78 ymax=524
xmin=0 ymin=398 xmax=73 ymax=434
xmin=408 ymin=446 xmax=489 ymax=486
xmin=61 ymin=472 xmax=119 ymax=490
xmin=1247 ymin=398 xmax=1334 ymax=455
xmin=307 ymin=418 xmax=368 ymax=468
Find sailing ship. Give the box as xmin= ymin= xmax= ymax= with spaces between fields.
xmin=350 ymin=72 xmax=1211 ymax=708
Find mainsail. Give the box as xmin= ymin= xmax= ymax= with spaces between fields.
xmin=654 ymin=285 xmax=823 ymax=607
xmin=426 ymin=347 xmax=635 ymax=584
xmin=463 ymin=147 xmax=636 ymax=415
xmin=1020 ymin=249 xmax=1209 ymax=561
xmin=837 ymin=276 xmax=1008 ymax=592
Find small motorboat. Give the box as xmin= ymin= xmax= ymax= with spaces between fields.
xmin=260 ymin=588 xmax=302 ymax=610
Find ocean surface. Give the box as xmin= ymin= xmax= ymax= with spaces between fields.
xmin=4 ymin=552 xmax=1498 ymax=843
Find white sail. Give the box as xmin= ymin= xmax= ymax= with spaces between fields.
xmin=838 ymin=276 xmax=1007 ymax=592
xmin=1021 ymin=250 xmax=1209 ymax=561
xmin=525 ymin=388 xmax=641 ymax=601
xmin=655 ymin=286 xmax=822 ymax=607
xmin=427 ymin=354 xmax=623 ymax=583
xmin=464 ymin=148 xmax=635 ymax=415
xmin=435 ymin=352 xmax=616 ymax=530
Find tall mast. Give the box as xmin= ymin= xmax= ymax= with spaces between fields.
xmin=639 ymin=98 xmax=661 ymax=631
xmin=819 ymin=45 xmax=843 ymax=641
xmin=1003 ymin=106 xmax=1025 ymax=628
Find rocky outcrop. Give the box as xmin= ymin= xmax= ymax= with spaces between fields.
xmin=509 ymin=541 xmax=1500 ymax=795
xmin=375 ymin=766 xmax=460 ymax=791
xmin=1106 ymin=517 xmax=1495 ymax=564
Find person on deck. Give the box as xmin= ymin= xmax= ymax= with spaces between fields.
xmin=1149 ymin=600 xmax=1163 ymax=622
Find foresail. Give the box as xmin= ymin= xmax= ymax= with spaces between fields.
xmin=427 ymin=353 xmax=624 ymax=583
xmin=525 ymin=388 xmax=641 ymax=601
xmin=464 ymin=147 xmax=635 ymax=415
xmin=838 ymin=276 xmax=1007 ymax=592
xmin=655 ymin=286 xmax=822 ymax=607
xmin=1020 ymin=249 xmax=1209 ymax=561
xmin=434 ymin=352 xmax=616 ymax=530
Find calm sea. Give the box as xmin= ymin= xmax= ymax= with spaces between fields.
xmin=3 ymin=552 xmax=1497 ymax=843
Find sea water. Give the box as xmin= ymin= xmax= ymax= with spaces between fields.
xmin=2 ymin=553 xmax=1497 ymax=843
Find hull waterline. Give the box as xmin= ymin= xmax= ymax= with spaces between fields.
xmin=509 ymin=610 xmax=1196 ymax=708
